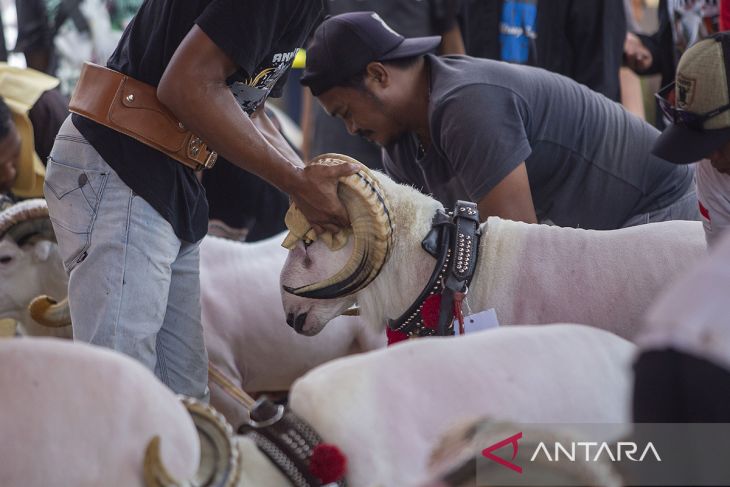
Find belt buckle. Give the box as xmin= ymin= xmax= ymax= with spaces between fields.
xmin=202 ymin=150 xmax=218 ymax=169
xmin=189 ymin=135 xmax=217 ymax=170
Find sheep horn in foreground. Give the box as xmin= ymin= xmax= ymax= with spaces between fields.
xmin=29 ymin=295 xmax=71 ymax=327
xmin=144 ymin=397 xmax=239 ymax=487
xmin=282 ymin=153 xmax=395 ymax=299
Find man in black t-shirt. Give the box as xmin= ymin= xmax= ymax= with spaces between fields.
xmin=43 ymin=0 xmax=354 ymax=401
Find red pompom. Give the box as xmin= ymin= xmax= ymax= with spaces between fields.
xmin=386 ymin=327 xmax=409 ymax=345
xmin=421 ymin=294 xmax=442 ymax=330
xmin=309 ymin=443 xmax=347 ymax=484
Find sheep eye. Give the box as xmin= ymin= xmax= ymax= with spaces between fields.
xmin=0 ymin=256 xmax=12 ymax=264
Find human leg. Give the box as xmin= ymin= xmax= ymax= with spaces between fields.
xmin=156 ymin=238 xmax=209 ymax=400
xmin=44 ymin=119 xmax=205 ymax=396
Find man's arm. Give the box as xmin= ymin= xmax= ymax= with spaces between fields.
xmin=157 ymin=25 xmax=355 ymax=233
xmin=250 ymin=103 xmax=302 ymax=166
xmin=475 ymin=162 xmax=537 ymax=223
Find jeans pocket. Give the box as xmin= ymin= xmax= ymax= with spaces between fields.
xmin=44 ymin=158 xmax=109 ymax=271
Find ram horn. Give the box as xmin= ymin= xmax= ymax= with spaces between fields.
xmin=0 ymin=199 xmax=55 ymax=245
xmin=143 ymin=397 xmax=239 ymax=487
xmin=28 ymin=295 xmax=71 ymax=328
xmin=284 ymin=153 xmax=395 ymax=299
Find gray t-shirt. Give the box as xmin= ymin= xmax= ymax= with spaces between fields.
xmin=384 ymin=55 xmax=694 ymax=230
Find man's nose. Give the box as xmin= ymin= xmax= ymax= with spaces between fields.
xmin=344 ymin=119 xmax=358 ymax=136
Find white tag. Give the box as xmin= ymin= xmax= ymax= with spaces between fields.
xmin=459 ymin=308 xmax=499 ymax=334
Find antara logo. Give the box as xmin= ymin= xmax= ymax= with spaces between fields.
xmin=481 ymin=432 xmax=661 ymax=473
xmin=482 ymin=432 xmax=523 ymax=473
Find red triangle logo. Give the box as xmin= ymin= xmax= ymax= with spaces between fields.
xmin=481 ymin=432 xmax=523 ymax=474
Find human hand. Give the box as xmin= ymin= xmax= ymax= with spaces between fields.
xmin=289 ymin=162 xmax=359 ymax=234
xmin=624 ymin=32 xmax=652 ymax=72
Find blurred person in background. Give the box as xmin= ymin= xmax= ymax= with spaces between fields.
xmin=15 ymin=0 xmax=143 ymax=97
xmin=624 ymin=0 xmax=721 ymax=129
xmin=454 ymin=0 xmax=627 ymax=102
xmin=0 ymin=63 xmax=67 ymax=199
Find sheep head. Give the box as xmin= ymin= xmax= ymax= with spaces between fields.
xmin=0 ymin=199 xmax=69 ymax=336
xmin=280 ymin=154 xmax=395 ymax=335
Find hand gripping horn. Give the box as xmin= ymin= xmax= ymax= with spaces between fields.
xmin=283 ymin=154 xmax=395 ymax=299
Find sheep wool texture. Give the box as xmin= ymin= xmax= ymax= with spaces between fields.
xmin=475 ymin=217 xmax=707 ymax=340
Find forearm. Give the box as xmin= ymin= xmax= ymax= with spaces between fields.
xmin=251 ymin=104 xmax=303 ymax=168
xmin=475 ymin=163 xmax=537 ymax=224
xmin=158 ymin=26 xmax=302 ymax=193
xmin=300 ymin=88 xmax=314 ymax=161
xmin=160 ymin=78 xmax=302 ymax=193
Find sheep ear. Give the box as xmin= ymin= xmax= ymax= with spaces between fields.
xmin=33 ymin=240 xmax=53 ymax=262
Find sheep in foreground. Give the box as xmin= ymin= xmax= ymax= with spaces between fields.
xmin=4 ymin=324 xmax=632 ymax=487
xmin=0 ymin=338 xmax=200 ymax=487
xmin=156 ymin=323 xmax=635 ymax=487
xmin=280 ymin=155 xmax=706 ymax=340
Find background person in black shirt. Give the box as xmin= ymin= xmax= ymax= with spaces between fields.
xmin=43 ymin=0 xmax=354 ymax=400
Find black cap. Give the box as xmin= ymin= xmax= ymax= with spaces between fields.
xmin=301 ymin=11 xmax=442 ymax=96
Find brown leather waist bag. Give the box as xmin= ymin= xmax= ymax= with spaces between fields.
xmin=69 ymin=62 xmax=218 ymax=171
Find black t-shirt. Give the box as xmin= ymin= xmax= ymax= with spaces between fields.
xmin=73 ymin=0 xmax=322 ymax=242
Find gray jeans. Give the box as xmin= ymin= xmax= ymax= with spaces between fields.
xmin=622 ymin=187 xmax=701 ymax=228
xmin=44 ymin=118 xmax=208 ymax=400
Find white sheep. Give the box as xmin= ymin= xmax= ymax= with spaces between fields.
xmin=0 ymin=199 xmax=69 ymax=337
xmin=4 ymin=324 xmax=632 ymax=487
xmin=280 ymin=156 xmax=707 ymax=341
xmin=149 ymin=323 xmax=636 ymax=487
xmin=0 ymin=338 xmax=200 ymax=487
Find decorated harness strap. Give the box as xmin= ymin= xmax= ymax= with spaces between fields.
xmin=387 ymin=201 xmax=481 ymax=343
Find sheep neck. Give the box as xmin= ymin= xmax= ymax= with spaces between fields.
xmin=354 ymin=177 xmax=446 ymax=331
xmin=386 ymin=210 xmax=455 ymax=335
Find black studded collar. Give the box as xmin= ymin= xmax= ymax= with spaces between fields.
xmin=387 ymin=201 xmax=481 ymax=337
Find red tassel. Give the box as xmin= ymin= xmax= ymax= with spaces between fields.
xmin=386 ymin=327 xmax=409 ymax=345
xmin=421 ymin=294 xmax=442 ymax=330
xmin=309 ymin=443 xmax=347 ymax=484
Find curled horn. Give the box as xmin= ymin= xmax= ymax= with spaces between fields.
xmin=284 ymin=154 xmax=395 ymax=299
xmin=144 ymin=397 xmax=239 ymax=487
xmin=28 ymin=295 xmax=71 ymax=328
xmin=0 ymin=199 xmax=55 ymax=245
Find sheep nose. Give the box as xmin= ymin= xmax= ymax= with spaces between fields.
xmin=286 ymin=313 xmax=294 ymax=328
xmin=293 ymin=313 xmax=308 ymax=333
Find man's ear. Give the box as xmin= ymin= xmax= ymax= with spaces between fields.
xmin=365 ymin=62 xmax=389 ymax=87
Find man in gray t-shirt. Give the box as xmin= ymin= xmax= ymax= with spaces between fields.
xmin=301 ymin=12 xmax=698 ymax=229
